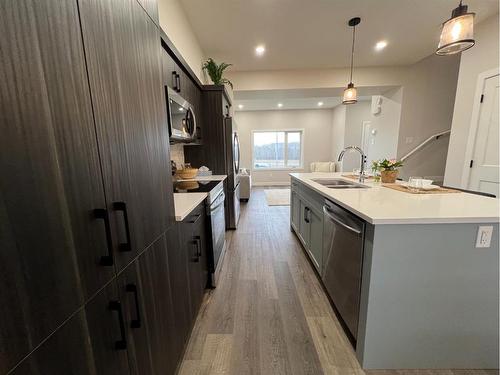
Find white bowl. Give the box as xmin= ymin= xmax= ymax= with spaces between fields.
xmin=421 ymin=179 xmax=433 ymax=187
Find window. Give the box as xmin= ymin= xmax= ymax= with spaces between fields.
xmin=252 ymin=130 xmax=303 ymax=169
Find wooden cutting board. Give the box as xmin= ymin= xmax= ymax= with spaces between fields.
xmin=341 ymin=174 xmax=375 ymax=181
xmin=383 ymin=183 xmax=461 ymax=194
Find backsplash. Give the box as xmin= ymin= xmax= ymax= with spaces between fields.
xmin=170 ymin=143 xmax=185 ymax=167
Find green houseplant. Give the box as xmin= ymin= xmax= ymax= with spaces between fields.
xmin=371 ymin=159 xmax=404 ymax=183
xmin=202 ymin=58 xmax=233 ymax=88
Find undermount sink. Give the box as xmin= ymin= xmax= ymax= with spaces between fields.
xmin=311 ymin=178 xmax=369 ymax=189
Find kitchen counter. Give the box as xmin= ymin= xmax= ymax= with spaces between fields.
xmin=290 ymin=172 xmax=499 ymax=225
xmin=173 ymin=175 xmax=227 ymax=221
xmin=174 ymin=193 xmax=207 ymax=221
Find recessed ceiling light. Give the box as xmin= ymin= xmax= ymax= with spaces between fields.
xmin=318 ymin=101 xmax=324 ymax=106
xmin=277 ymin=103 xmax=283 ymax=108
xmin=375 ymin=40 xmax=388 ymax=51
xmin=255 ymin=45 xmax=266 ymax=56
xmin=238 ymin=104 xmax=244 ymax=109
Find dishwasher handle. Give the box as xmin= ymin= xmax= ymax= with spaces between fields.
xmin=323 ymin=206 xmax=362 ymax=235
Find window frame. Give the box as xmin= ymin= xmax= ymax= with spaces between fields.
xmin=251 ymin=129 xmax=305 ymax=171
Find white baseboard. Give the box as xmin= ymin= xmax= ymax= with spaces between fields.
xmin=252 ymin=181 xmax=291 ymax=187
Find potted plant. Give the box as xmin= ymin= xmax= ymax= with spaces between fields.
xmin=202 ymin=58 xmax=233 ymax=88
xmin=372 ymin=159 xmax=404 ymax=183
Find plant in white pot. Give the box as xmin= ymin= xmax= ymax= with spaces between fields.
xmin=202 ymin=58 xmax=233 ymax=88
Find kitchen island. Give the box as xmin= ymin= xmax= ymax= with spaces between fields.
xmin=290 ymin=172 xmax=499 ymax=370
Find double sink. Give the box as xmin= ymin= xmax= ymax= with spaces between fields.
xmin=312 ymin=178 xmax=369 ymax=189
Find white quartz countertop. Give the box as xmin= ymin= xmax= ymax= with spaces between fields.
xmin=290 ymin=172 xmax=500 ymax=225
xmin=174 ymin=193 xmax=207 ymax=221
xmin=176 ymin=175 xmax=227 ymax=182
xmin=173 ymin=175 xmax=227 ymax=221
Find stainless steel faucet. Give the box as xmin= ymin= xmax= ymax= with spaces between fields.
xmin=338 ymin=146 xmax=367 ymax=183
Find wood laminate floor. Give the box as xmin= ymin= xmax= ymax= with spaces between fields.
xmin=179 ymin=188 xmax=498 ymax=375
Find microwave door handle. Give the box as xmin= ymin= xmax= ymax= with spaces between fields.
xmin=189 ymin=108 xmax=196 ymax=138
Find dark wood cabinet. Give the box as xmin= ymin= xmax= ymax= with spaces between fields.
xmin=118 ymin=233 xmax=178 ymax=375
xmin=79 ymin=0 xmax=174 ymax=271
xmin=181 ymin=204 xmax=209 ymax=323
xmin=136 ymin=0 xmax=159 ymax=25
xmin=11 ymin=281 xmax=130 ymax=375
xmin=165 ymin=225 xmax=192 ymax=365
xmin=0 ymin=1 xmax=115 ymax=371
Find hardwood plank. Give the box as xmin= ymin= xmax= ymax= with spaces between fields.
xmin=273 ymin=261 xmax=324 ymax=375
xmin=257 ymin=298 xmax=292 ymax=375
xmin=199 ymin=334 xmax=233 ymax=375
xmin=229 ymin=280 xmax=260 ymax=375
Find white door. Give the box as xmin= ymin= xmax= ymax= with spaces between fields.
xmin=361 ymin=121 xmax=372 ymax=165
xmin=468 ymin=74 xmax=500 ymax=197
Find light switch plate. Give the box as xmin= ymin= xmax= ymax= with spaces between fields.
xmin=476 ymin=226 xmax=493 ymax=248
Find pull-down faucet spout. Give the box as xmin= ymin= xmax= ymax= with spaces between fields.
xmin=338 ymin=146 xmax=367 ymax=183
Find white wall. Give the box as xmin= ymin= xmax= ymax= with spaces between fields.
xmin=235 ymin=109 xmax=334 ymax=185
xmin=342 ymin=101 xmax=372 ymax=172
xmin=158 ymin=0 xmax=206 ymax=82
xmin=398 ymin=53 xmax=460 ymax=182
xmin=331 ymin=105 xmax=347 ymax=168
xmin=444 ymin=14 xmax=500 ymax=188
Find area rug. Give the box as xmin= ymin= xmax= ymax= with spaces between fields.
xmin=264 ymin=189 xmax=291 ymax=206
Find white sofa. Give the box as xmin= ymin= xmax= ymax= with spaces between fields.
xmin=310 ymin=162 xmax=336 ymax=173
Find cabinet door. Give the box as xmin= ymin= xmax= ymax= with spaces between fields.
xmin=291 ymin=191 xmax=301 ymax=231
xmin=162 ymin=50 xmax=178 ymax=91
xmin=11 ymin=281 xmax=130 ymax=375
xmin=79 ymin=0 xmax=175 ymax=271
xmin=136 ymin=235 xmax=178 ymax=375
xmin=0 ymin=1 xmax=114 ymax=371
xmin=298 ymin=201 xmax=310 ymax=247
xmin=165 ymin=225 xmax=192 ymax=366
xmin=308 ymin=207 xmax=323 ymax=272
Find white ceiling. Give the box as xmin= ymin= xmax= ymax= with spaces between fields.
xmin=179 ymin=0 xmax=498 ymax=71
xmin=233 ymin=87 xmax=394 ymax=111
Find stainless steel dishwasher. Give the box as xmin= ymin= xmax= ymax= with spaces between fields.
xmin=322 ymin=199 xmax=365 ymax=341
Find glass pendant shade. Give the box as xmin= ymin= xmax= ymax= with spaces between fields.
xmin=436 ymin=4 xmax=475 ymax=55
xmin=342 ymin=83 xmax=357 ymax=105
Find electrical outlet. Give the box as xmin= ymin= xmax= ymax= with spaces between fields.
xmin=475 ymin=226 xmax=493 ymax=248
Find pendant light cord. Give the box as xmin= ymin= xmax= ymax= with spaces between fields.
xmin=349 ymin=24 xmax=356 ymax=84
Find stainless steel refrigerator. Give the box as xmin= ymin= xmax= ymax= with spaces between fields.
xmin=224 ymin=117 xmax=241 ymax=229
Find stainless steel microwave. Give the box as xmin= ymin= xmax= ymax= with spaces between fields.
xmin=166 ymin=86 xmax=196 ymax=142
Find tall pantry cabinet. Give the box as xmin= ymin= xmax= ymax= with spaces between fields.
xmin=0 ymin=0 xmax=176 ymax=373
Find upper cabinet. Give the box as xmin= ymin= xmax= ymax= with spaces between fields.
xmin=0 ymin=0 xmax=115 ymax=371
xmin=79 ymin=0 xmax=175 ymax=271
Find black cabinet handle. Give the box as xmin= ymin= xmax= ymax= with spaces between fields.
xmin=109 ymin=301 xmax=127 ymax=350
xmin=191 ymin=239 xmax=200 ymax=263
xmin=176 ymin=73 xmax=181 ymax=92
xmin=304 ymin=207 xmax=310 ymax=223
xmin=94 ymin=209 xmax=114 ymax=266
xmin=113 ymin=202 xmax=132 ymax=252
xmin=172 ymin=71 xmax=178 ymax=91
xmin=126 ymin=284 xmax=141 ymax=328
xmin=194 ymin=235 xmax=202 ymax=257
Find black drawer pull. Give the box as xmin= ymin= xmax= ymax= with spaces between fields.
xmin=94 ymin=209 xmax=114 ymax=266
xmin=113 ymin=202 xmax=132 ymax=252
xmin=304 ymin=207 xmax=310 ymax=223
xmin=194 ymin=235 xmax=202 ymax=257
xmin=176 ymin=73 xmax=181 ymax=92
xmin=109 ymin=301 xmax=127 ymax=350
xmin=126 ymin=284 xmax=141 ymax=328
xmin=172 ymin=71 xmax=178 ymax=91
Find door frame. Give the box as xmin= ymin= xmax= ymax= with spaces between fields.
xmin=460 ymin=67 xmax=500 ymax=188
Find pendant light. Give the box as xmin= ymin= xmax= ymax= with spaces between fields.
xmin=343 ymin=17 xmax=360 ymax=105
xmin=436 ymin=1 xmax=475 ymax=55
